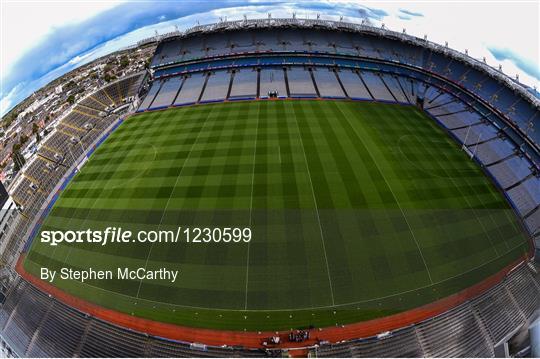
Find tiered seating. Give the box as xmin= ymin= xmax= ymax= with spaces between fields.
xmin=67 ymin=110 xmax=100 ymax=128
xmin=74 ymin=105 xmax=102 ymax=118
xmin=229 ymin=69 xmax=257 ymax=99
xmin=27 ymin=302 xmax=89 ymax=357
xmin=505 ymin=265 xmax=540 ymax=319
xmin=24 ymin=157 xmax=63 ymax=190
xmin=138 ymin=80 xmax=162 ymax=110
xmin=415 ymin=304 xmax=492 ymax=357
xmin=80 ymin=95 xmax=107 ymax=111
xmin=380 ymin=73 xmax=408 ymax=103
xmin=151 ymin=77 xmax=183 ymax=108
xmin=427 ymin=99 xmax=468 ymax=117
xmin=57 ymin=123 xmax=87 ymax=138
xmin=200 ymin=70 xmax=231 ymax=102
xmin=174 ymin=74 xmax=206 ymax=106
xmin=79 ymin=320 xmax=148 ymax=357
xmin=0 ymin=279 xmax=26 ymax=329
xmin=1 ymin=284 xmax=50 ymax=355
xmin=11 ymin=177 xmax=40 ymax=210
xmin=350 ymin=35 xmax=379 ymax=59
xmin=337 ymin=70 xmax=371 ymax=99
xmin=451 ymin=123 xmax=499 ymax=146
xmin=397 ymin=76 xmax=415 ymax=102
xmin=312 ymin=68 xmax=345 ymax=98
xmin=435 ymin=110 xmax=483 ymax=129
xmin=123 ymin=74 xmax=145 ymax=100
xmin=473 ymin=138 xmax=515 ymax=165
xmin=259 ymin=68 xmax=287 ymax=98
xmin=91 ymin=89 xmax=115 ymax=108
xmin=229 ymin=31 xmax=257 ymax=53
xmin=148 ymin=339 xmax=210 ymax=358
xmin=525 ymin=207 xmax=540 ymax=236
xmin=102 ymin=87 xmax=118 ymax=107
xmin=487 ymin=155 xmax=532 ymax=189
xmin=506 ymin=176 xmax=540 ymax=216
xmin=0 ymin=262 xmax=538 ymax=357
xmin=203 ymin=33 xmax=229 ymax=58
xmin=287 ymin=67 xmax=317 ymax=97
xmin=471 ymin=283 xmax=524 ymax=344
xmin=359 ymin=71 xmax=394 ymax=101
xmin=317 ymin=327 xmax=423 ymax=357
xmin=105 ymin=83 xmax=122 ymax=105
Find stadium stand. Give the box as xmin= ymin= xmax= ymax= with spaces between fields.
xmin=451 ymin=124 xmax=499 ymax=146
xmin=150 ymin=76 xmax=183 ymax=109
xmin=200 ymin=70 xmax=231 ymax=103
xmin=506 ymin=177 xmax=540 ymax=216
xmin=358 ymin=71 xmax=395 ymax=102
xmin=7 ymin=71 xmax=145 ymax=261
xmin=473 ymin=138 xmax=515 ymax=166
xmin=487 ymin=156 xmax=533 ymax=189
xmin=259 ymin=68 xmax=287 ymax=98
xmin=286 ymin=67 xmax=317 ymax=98
xmin=433 ymin=110 xmax=483 ymax=130
xmin=1 ymin=262 xmax=538 ymax=357
xmin=312 ymin=68 xmax=345 ymax=98
xmin=379 ymin=73 xmax=409 ymax=103
xmin=229 ymin=69 xmax=258 ymax=100
xmin=138 ymin=80 xmax=162 ymax=111
xmin=338 ymin=70 xmax=372 ymax=99
xmin=173 ymin=73 xmax=206 ymax=106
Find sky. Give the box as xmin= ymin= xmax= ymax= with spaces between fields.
xmin=1 ymin=0 xmax=539 ymax=117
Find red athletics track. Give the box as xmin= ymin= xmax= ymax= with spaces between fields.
xmin=16 ymin=253 xmax=528 ymax=350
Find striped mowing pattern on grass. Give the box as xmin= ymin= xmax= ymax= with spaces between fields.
xmin=24 ymin=100 xmax=528 ymax=331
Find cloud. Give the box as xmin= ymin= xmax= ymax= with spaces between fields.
xmin=0 ymin=83 xmax=24 ymax=117
xmin=399 ymin=9 xmax=423 ymax=17
xmin=488 ymin=46 xmax=540 ymax=80
xmin=357 ymin=5 xmax=388 ymax=20
xmin=1 ymin=0 xmax=271 ymax=116
xmin=398 ymin=15 xmax=412 ymax=21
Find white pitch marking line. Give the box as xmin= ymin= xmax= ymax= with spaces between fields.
xmin=292 ymin=106 xmax=336 ymax=306
xmin=409 ymin=111 xmax=506 ymax=255
xmin=245 ymin=106 xmax=259 ymax=310
xmin=135 ymin=112 xmax=212 ymax=299
xmin=337 ymin=104 xmax=434 ymax=285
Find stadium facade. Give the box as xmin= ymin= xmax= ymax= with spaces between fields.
xmin=0 ymin=18 xmax=539 ymax=357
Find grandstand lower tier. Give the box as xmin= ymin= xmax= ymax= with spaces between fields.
xmin=1 ymin=260 xmax=538 ymax=357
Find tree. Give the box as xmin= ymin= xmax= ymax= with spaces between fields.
xmin=12 ymin=142 xmax=25 ymax=172
xmin=67 ymin=95 xmax=75 ymax=105
xmin=12 ymin=151 xmax=25 ymax=172
xmin=119 ymin=55 xmax=129 ymax=68
xmin=19 ymin=135 xmax=28 ymax=145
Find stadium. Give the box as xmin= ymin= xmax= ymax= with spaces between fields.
xmin=0 ymin=17 xmax=539 ymax=357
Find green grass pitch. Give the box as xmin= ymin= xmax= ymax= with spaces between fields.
xmin=24 ymin=100 xmax=529 ymax=331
